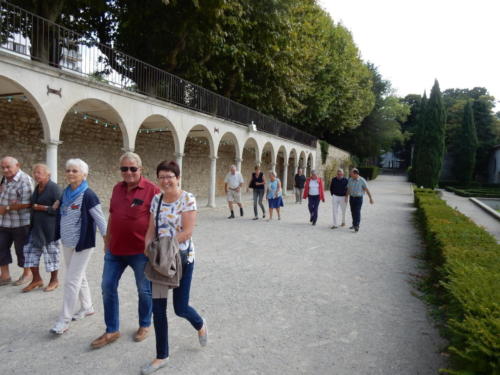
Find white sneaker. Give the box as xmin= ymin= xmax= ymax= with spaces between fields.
xmin=72 ymin=306 xmax=95 ymax=321
xmin=50 ymin=320 xmax=70 ymax=335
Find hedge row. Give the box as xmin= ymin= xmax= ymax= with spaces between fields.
xmin=358 ymin=166 xmax=380 ymax=180
xmin=414 ymin=188 xmax=500 ymax=374
xmin=444 ymin=186 xmax=500 ymax=198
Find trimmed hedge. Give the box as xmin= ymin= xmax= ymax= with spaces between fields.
xmin=444 ymin=186 xmax=500 ymax=198
xmin=358 ymin=166 xmax=380 ymax=180
xmin=414 ymin=188 xmax=500 ymax=374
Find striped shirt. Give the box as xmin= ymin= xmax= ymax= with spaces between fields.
xmin=60 ymin=192 xmax=107 ymax=248
xmin=0 ymin=170 xmax=34 ymax=228
xmin=347 ymin=177 xmax=368 ymax=197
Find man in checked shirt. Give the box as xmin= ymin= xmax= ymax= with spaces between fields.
xmin=0 ymin=156 xmax=34 ymax=286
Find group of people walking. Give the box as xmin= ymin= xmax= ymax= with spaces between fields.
xmin=0 ymin=153 xmax=207 ymax=375
xmin=224 ymin=164 xmax=374 ymax=231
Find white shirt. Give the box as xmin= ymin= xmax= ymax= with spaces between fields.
xmin=309 ymin=179 xmax=320 ymax=196
xmin=224 ymin=172 xmax=244 ymax=189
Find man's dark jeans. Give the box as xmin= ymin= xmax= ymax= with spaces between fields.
xmin=101 ymin=252 xmax=152 ymax=333
xmin=349 ymin=196 xmax=363 ymax=228
xmin=0 ymin=226 xmax=30 ymax=267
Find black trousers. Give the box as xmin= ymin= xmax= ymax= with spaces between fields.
xmin=0 ymin=226 xmax=30 ymax=267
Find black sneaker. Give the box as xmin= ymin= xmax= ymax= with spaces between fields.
xmin=349 ymin=226 xmax=354 ymax=230
xmin=253 ymin=217 xmax=258 ymax=220
xmin=228 ymin=214 xmax=235 ymax=219
xmin=354 ymin=227 xmax=359 ymax=232
xmin=263 ymin=213 xmax=266 ymax=219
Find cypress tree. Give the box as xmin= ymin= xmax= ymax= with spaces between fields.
xmin=415 ymin=80 xmax=446 ymax=188
xmin=410 ymin=93 xmax=427 ymax=182
xmin=454 ymin=101 xmax=478 ymax=184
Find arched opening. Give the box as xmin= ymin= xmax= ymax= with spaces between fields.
xmin=276 ymin=145 xmax=287 ymax=185
xmin=0 ymin=76 xmax=49 ymax=173
xmin=306 ymin=153 xmax=313 ymax=176
xmin=182 ymin=125 xmax=214 ymax=198
xmin=298 ymin=151 xmax=306 ymax=173
xmin=288 ymin=149 xmax=298 ymax=192
xmin=242 ymin=137 xmax=260 ymax=186
xmin=135 ymin=114 xmax=179 ymax=182
xmin=59 ymin=99 xmax=126 ymax=206
xmin=216 ymin=132 xmax=240 ymax=196
xmin=261 ymin=142 xmax=275 ymax=175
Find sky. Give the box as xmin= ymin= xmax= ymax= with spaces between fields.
xmin=320 ymin=0 xmax=500 ymax=111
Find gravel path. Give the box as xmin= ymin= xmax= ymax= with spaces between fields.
xmin=0 ymin=174 xmax=446 ymax=375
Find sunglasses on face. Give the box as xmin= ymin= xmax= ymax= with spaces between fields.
xmin=65 ymin=169 xmax=79 ymax=174
xmin=120 ymin=166 xmax=139 ymax=172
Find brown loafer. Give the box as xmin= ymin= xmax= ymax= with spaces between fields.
xmin=44 ymin=282 xmax=59 ymax=292
xmin=90 ymin=332 xmax=121 ymax=349
xmin=134 ymin=326 xmax=150 ymax=342
xmin=22 ymin=280 xmax=44 ymax=293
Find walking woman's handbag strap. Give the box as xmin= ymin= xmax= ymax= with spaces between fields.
xmin=155 ymin=194 xmax=163 ymax=239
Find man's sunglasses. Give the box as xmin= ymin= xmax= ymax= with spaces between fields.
xmin=120 ymin=166 xmax=139 ymax=172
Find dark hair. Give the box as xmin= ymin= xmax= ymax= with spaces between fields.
xmin=156 ymin=160 xmax=180 ymax=178
xmin=254 ymin=165 xmax=260 ymax=171
xmin=351 ymin=168 xmax=359 ymax=175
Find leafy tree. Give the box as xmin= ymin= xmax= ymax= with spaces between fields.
xmin=415 ymin=80 xmax=446 ymax=188
xmin=331 ymin=64 xmax=408 ymax=163
xmin=453 ymin=101 xmax=477 ymax=184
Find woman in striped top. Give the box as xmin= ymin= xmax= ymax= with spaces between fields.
xmin=50 ymin=158 xmax=107 ymax=335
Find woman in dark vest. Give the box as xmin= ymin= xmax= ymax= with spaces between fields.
xmin=249 ymin=166 xmax=266 ymax=220
xmin=22 ymin=164 xmax=62 ymax=293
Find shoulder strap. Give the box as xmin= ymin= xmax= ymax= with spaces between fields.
xmin=155 ymin=194 xmax=163 ymax=239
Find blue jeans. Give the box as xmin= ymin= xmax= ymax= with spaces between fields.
xmin=308 ymin=195 xmax=320 ymax=224
xmin=349 ymin=196 xmax=363 ymax=227
xmin=153 ymin=261 xmax=203 ymax=359
xmin=101 ymin=252 xmax=152 ymax=333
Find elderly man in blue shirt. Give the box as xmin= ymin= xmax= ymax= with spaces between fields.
xmin=346 ymin=168 xmax=374 ymax=232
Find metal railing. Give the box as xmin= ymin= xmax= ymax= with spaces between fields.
xmin=0 ymin=0 xmax=317 ymax=147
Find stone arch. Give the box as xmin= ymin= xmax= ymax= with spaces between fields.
xmin=182 ymin=124 xmax=215 ymax=197
xmin=298 ymin=151 xmax=307 ymax=171
xmin=276 ymin=145 xmax=288 ymax=185
xmin=135 ymin=114 xmax=180 ymax=180
xmin=261 ymin=142 xmax=276 ymax=174
xmin=241 ymin=137 xmax=260 ymax=185
xmin=288 ymin=148 xmax=298 ymax=191
xmin=59 ymin=98 xmax=128 ymax=204
xmin=216 ymin=131 xmax=241 ymax=195
xmin=0 ymin=75 xmax=51 ymax=141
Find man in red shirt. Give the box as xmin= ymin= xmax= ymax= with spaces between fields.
xmin=91 ymin=152 xmax=160 ymax=349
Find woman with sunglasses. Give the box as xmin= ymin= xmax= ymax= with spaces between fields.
xmin=140 ymin=160 xmax=207 ymax=375
xmin=50 ymin=158 xmax=107 ymax=335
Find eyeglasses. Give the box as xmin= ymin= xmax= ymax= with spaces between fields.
xmin=120 ymin=166 xmax=139 ymax=172
xmin=65 ymin=169 xmax=79 ymax=174
xmin=158 ymin=174 xmax=176 ymax=180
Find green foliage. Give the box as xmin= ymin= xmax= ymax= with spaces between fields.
xmin=443 ymin=88 xmax=500 ymax=181
xmin=414 ymin=190 xmax=500 ymax=374
xmin=319 ymin=140 xmax=329 ymax=164
xmin=357 ymin=166 xmax=380 ymax=180
xmin=415 ymin=80 xmax=446 ymax=188
xmin=453 ymin=101 xmax=478 ymax=184
xmin=323 ymin=159 xmax=340 ymax=189
xmin=332 ymin=64 xmax=409 ymax=161
xmin=444 ymin=186 xmax=500 ymax=198
xmin=7 ymin=0 xmax=374 ymax=138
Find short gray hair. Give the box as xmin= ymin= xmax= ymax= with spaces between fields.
xmin=120 ymin=152 xmax=142 ymax=167
xmin=351 ymin=168 xmax=359 ymax=175
xmin=337 ymin=168 xmax=344 ymax=174
xmin=1 ymin=156 xmax=19 ymax=166
xmin=32 ymin=163 xmax=51 ymax=175
xmin=66 ymin=158 xmax=89 ymax=178
xmin=311 ymin=169 xmax=317 ymax=175
xmin=269 ymin=170 xmax=276 ymax=177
